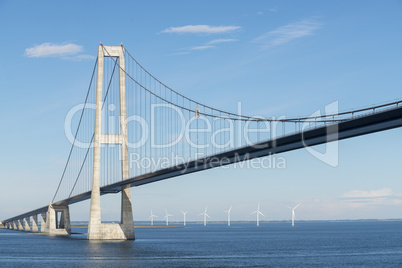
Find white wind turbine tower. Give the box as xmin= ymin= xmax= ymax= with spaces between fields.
xmin=199 ymin=206 xmax=210 ymax=226
xmin=250 ymin=202 xmax=265 ymax=226
xmin=286 ymin=204 xmax=301 ymax=227
xmin=148 ymin=210 xmax=157 ymax=226
xmin=224 ymin=206 xmax=232 ymax=226
xmin=181 ymin=211 xmax=188 ymax=226
xmin=163 ymin=209 xmax=173 ymax=226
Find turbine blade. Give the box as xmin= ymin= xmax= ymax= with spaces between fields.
xmin=250 ymin=211 xmax=257 ymax=215
xmin=259 ymin=211 xmax=265 ymax=217
xmin=294 ymin=203 xmax=301 ymax=210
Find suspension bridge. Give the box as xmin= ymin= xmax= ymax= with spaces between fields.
xmin=2 ymin=44 xmax=402 ymax=239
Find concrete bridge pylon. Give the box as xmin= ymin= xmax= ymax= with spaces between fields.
xmin=87 ymin=44 xmax=134 ymax=240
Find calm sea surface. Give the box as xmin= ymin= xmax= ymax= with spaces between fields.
xmin=1 ymin=221 xmax=402 ymax=267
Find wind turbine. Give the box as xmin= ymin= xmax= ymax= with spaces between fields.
xmin=148 ymin=210 xmax=157 ymax=226
xmin=250 ymin=202 xmax=265 ymax=226
xmin=286 ymin=204 xmax=301 ymax=227
xmin=199 ymin=206 xmax=210 ymax=226
xmin=181 ymin=211 xmax=188 ymax=226
xmin=163 ymin=209 xmax=173 ymax=226
xmin=224 ymin=206 xmax=232 ymax=226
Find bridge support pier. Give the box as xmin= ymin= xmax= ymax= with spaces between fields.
xmin=40 ymin=212 xmax=47 ymax=232
xmin=88 ymin=185 xmax=134 ymax=240
xmin=46 ymin=202 xmax=71 ymax=236
xmin=13 ymin=221 xmax=17 ymax=230
xmin=24 ymin=217 xmax=30 ymax=231
xmin=32 ymin=215 xmax=39 ymax=232
xmin=87 ymin=45 xmax=134 ymax=240
xmin=18 ymin=219 xmax=23 ymax=231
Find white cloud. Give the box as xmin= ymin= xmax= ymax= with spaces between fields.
xmin=342 ymin=188 xmax=393 ymax=199
xmin=340 ymin=188 xmax=402 ymax=209
xmin=161 ymin=25 xmax=241 ymax=34
xmin=190 ymin=45 xmax=214 ymax=50
xmin=253 ymin=19 xmax=322 ymax=49
xmin=206 ymin=39 xmax=238 ymax=45
xmin=257 ymin=11 xmax=263 ymax=15
xmin=269 ymin=8 xmax=278 ymax=13
xmin=25 ymin=43 xmax=83 ymax=58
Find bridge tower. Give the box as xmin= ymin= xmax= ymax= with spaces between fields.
xmin=87 ymin=44 xmax=135 ymax=240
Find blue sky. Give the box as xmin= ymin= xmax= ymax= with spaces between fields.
xmin=1 ymin=0 xmax=402 ymax=223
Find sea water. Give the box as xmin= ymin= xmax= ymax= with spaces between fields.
xmin=1 ymin=221 xmax=402 ymax=267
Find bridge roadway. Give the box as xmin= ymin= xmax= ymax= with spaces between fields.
xmin=3 ymin=106 xmax=402 ymax=223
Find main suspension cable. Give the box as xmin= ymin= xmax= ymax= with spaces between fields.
xmin=114 ymin=45 xmax=402 ymax=123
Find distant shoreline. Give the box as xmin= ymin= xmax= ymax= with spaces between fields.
xmin=69 ymin=219 xmax=402 ymax=227
xmin=70 ymin=225 xmax=182 ymax=228
xmin=2 ymin=219 xmax=401 ymax=229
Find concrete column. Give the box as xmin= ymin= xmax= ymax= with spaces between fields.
xmin=120 ymin=185 xmax=134 ymax=238
xmin=118 ymin=47 xmax=135 ymax=240
xmin=87 ymin=44 xmax=104 ymax=240
xmin=13 ymin=221 xmax=17 ymax=230
xmin=18 ymin=219 xmax=24 ymax=231
xmin=87 ymin=45 xmax=134 ymax=240
xmin=47 ymin=202 xmax=56 ymax=233
xmin=24 ymin=217 xmax=30 ymax=231
xmin=32 ymin=215 xmax=39 ymax=232
xmin=47 ymin=202 xmax=71 ymax=236
xmin=40 ymin=212 xmax=47 ymax=233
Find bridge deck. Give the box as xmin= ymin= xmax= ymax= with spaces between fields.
xmin=3 ymin=106 xmax=402 ymax=222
